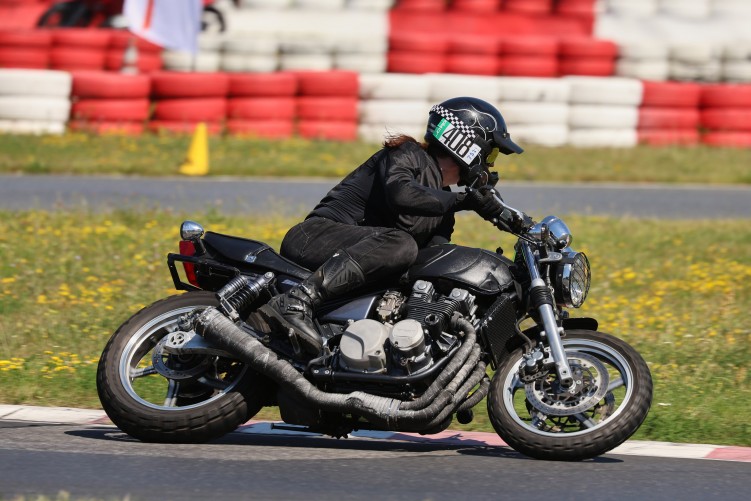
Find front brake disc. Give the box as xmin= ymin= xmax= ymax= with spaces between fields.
xmin=525 ymin=351 xmax=610 ymax=416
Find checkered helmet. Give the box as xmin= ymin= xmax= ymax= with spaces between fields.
xmin=425 ymin=97 xmax=523 ymax=185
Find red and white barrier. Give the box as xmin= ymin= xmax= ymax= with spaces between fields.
xmin=226 ymin=72 xmax=297 ymax=139
xmin=68 ymin=71 xmax=151 ymax=135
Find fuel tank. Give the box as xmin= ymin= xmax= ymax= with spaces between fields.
xmin=408 ymin=244 xmax=515 ymax=296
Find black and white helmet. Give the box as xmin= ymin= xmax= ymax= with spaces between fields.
xmin=425 ymin=97 xmax=523 ymax=186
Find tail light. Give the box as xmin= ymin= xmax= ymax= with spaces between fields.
xmin=179 ymin=240 xmax=200 ymax=287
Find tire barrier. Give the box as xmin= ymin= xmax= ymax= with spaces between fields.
xmin=227 ymin=72 xmax=293 ymax=139
xmin=700 ymin=84 xmax=751 ymax=147
xmin=0 ymin=29 xmax=50 ymax=69
xmin=565 ymin=76 xmax=642 ymax=147
xmin=0 ymin=68 xmax=70 ymax=135
xmin=359 ymin=72 xmax=431 ymax=144
xmin=68 ymin=71 xmax=151 ymax=135
xmin=637 ymin=80 xmax=701 ymax=145
xmin=150 ymin=72 xmax=229 ymax=134
xmin=0 ymin=0 xmax=748 ymax=148
xmin=296 ymin=70 xmax=359 ymax=141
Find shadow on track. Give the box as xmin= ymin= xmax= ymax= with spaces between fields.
xmin=65 ymin=427 xmax=622 ymax=464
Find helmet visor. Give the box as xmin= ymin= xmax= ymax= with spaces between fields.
xmin=493 ymin=131 xmax=524 ymax=155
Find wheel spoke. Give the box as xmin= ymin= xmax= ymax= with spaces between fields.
xmin=197 ymin=375 xmax=229 ymax=390
xmin=574 ymin=413 xmax=598 ymax=429
xmin=164 ymin=380 xmax=180 ymax=407
xmin=608 ymin=377 xmax=624 ymax=392
xmin=130 ymin=365 xmax=157 ymax=379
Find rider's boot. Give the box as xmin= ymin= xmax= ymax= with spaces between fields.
xmin=260 ymin=250 xmax=365 ymax=355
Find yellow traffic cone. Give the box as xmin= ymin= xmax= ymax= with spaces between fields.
xmin=179 ymin=123 xmax=209 ymax=176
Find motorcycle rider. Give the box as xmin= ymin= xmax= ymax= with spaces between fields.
xmin=260 ymin=97 xmax=527 ymax=355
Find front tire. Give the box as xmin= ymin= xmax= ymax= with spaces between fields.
xmin=96 ymin=292 xmax=270 ymax=443
xmin=487 ymin=330 xmax=652 ymax=461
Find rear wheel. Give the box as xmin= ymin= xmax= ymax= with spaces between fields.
xmin=487 ymin=330 xmax=652 ymax=461
xmin=96 ymin=292 xmax=270 ymax=443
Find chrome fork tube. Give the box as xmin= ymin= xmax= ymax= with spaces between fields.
xmin=520 ymin=242 xmax=574 ymax=386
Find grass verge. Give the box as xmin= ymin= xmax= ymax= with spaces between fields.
xmin=1 ymin=133 xmax=750 ymax=184
xmin=0 ymin=210 xmax=749 ymax=446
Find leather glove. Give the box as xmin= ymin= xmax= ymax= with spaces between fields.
xmin=462 ymin=188 xmax=504 ymax=221
xmin=497 ymin=210 xmax=535 ymax=234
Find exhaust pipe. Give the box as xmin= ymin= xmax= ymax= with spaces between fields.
xmin=194 ymin=307 xmax=481 ymax=430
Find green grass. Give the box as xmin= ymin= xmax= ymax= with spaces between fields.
xmin=1 ymin=133 xmax=750 ymax=184
xmin=0 ymin=210 xmax=749 ymax=446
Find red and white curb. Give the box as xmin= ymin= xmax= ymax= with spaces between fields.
xmin=2 ymin=404 xmax=749 ymax=463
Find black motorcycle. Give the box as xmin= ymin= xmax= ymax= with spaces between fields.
xmin=96 ymin=202 xmax=652 ymax=461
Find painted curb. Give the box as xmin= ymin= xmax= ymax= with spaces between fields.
xmin=1 ymin=405 xmax=749 ymax=463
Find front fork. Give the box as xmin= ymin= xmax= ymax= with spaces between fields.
xmin=519 ymin=242 xmax=574 ymax=386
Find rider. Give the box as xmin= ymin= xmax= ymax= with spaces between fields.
xmin=260 ymin=97 xmax=528 ymax=355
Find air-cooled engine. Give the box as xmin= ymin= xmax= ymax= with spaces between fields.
xmin=337 ymin=280 xmax=476 ymax=376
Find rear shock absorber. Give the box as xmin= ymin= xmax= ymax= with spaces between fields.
xmin=217 ymin=272 xmax=275 ymax=321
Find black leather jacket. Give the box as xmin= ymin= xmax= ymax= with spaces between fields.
xmin=308 ymin=141 xmax=462 ymax=248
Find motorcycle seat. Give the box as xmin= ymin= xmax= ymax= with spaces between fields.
xmin=202 ymin=232 xmax=311 ymax=280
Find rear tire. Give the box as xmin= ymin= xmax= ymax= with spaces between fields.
xmin=96 ymin=292 xmax=270 ymax=443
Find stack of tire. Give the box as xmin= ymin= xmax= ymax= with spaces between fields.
xmin=501 ymin=37 xmax=558 ymax=78
xmin=150 ymin=72 xmax=228 ymax=134
xmin=721 ymin=42 xmax=751 ymax=83
xmin=504 ymin=0 xmax=552 ymax=14
xmin=162 ymin=34 xmax=222 ymax=72
xmin=392 ymin=0 xmax=446 ymax=12
xmin=226 ymin=72 xmax=296 ymax=139
xmin=616 ymin=41 xmax=670 ymax=81
xmin=566 ymin=76 xmax=642 ymax=147
xmin=334 ymin=33 xmax=388 ymax=74
xmin=429 ymin=73 xmax=499 ymax=103
xmin=221 ymin=35 xmax=279 ymax=73
xmin=700 ymin=84 xmax=751 ymax=147
xmin=68 ymin=71 xmax=151 ymax=135
xmin=279 ymin=34 xmax=333 ymax=72
xmin=358 ymin=73 xmax=430 ymax=144
xmin=669 ymin=43 xmax=721 ymax=82
xmin=604 ymin=0 xmax=657 ymax=16
xmin=0 ymin=29 xmax=51 ymax=69
xmin=387 ymin=32 xmax=446 ymax=74
xmin=296 ymin=70 xmax=359 ymax=141
xmin=50 ymin=29 xmax=111 ymax=71
xmin=497 ymin=77 xmax=571 ymax=147
xmin=107 ymin=31 xmax=163 ymax=74
xmin=559 ymin=38 xmax=618 ymax=77
xmin=447 ymin=34 xmax=501 ymax=76
xmin=658 ymin=0 xmax=710 ymax=18
xmin=713 ymin=0 xmax=751 ymax=17
xmin=0 ymin=68 xmax=71 ymax=135
xmin=637 ymin=80 xmax=701 ymax=145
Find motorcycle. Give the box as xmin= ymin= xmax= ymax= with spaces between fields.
xmin=96 ymin=198 xmax=653 ymax=461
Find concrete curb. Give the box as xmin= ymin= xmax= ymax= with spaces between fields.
xmin=2 ymin=404 xmax=749 ymax=463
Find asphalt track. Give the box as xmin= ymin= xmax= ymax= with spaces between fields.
xmin=0 ymin=406 xmax=749 ymax=501
xmin=1 ymin=174 xmax=750 ymax=219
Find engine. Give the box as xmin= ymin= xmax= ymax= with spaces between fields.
xmin=336 ymin=280 xmax=476 ymax=376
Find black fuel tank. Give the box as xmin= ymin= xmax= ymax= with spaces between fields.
xmin=408 ymin=244 xmax=515 ymax=296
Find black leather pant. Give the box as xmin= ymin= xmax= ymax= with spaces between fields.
xmin=280 ymin=217 xmax=419 ymax=282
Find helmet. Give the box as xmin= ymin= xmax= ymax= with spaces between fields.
xmin=425 ymin=97 xmax=523 ymax=186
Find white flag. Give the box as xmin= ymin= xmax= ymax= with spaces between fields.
xmin=124 ymin=0 xmax=203 ymax=54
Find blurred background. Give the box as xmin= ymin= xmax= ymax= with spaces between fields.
xmin=0 ymin=0 xmax=749 ymax=147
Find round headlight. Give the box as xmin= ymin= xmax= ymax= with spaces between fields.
xmin=554 ymin=252 xmax=591 ymax=308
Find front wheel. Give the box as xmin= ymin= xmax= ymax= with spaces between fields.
xmin=96 ymin=292 xmax=270 ymax=443
xmin=487 ymin=329 xmax=652 ymax=461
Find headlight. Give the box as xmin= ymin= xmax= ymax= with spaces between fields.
xmin=554 ymin=251 xmax=591 ymax=308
